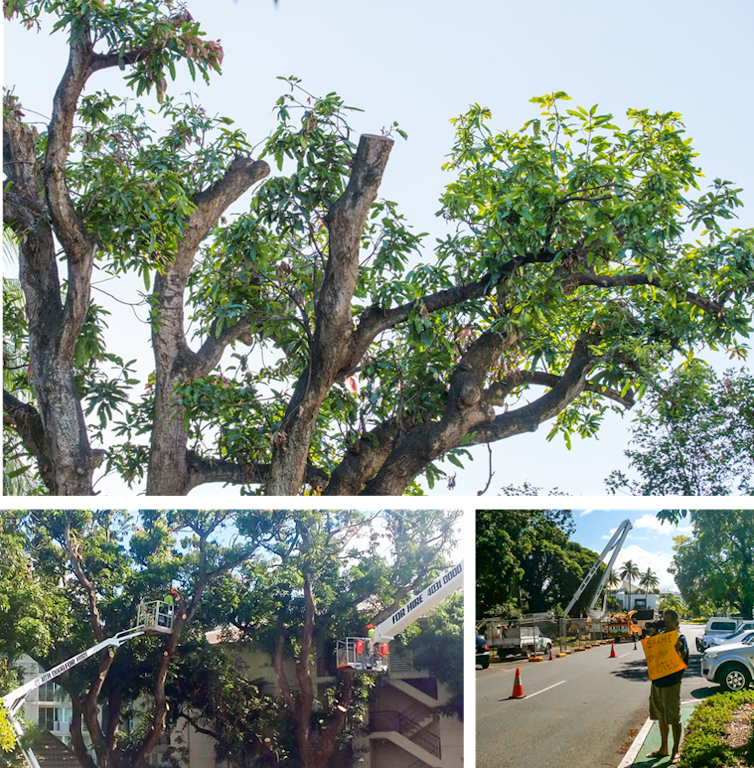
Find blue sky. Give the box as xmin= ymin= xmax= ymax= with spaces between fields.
xmin=4 ymin=0 xmax=753 ymax=495
xmin=571 ymin=509 xmax=695 ymax=591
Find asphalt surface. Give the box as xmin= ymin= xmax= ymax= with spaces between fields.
xmin=476 ymin=624 xmax=709 ymax=768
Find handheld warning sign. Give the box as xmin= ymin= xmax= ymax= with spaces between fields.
xmin=640 ymin=630 xmax=687 ymax=681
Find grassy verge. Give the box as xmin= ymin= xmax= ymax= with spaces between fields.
xmin=680 ymin=690 xmax=754 ymax=768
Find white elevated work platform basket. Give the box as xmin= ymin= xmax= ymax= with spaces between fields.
xmin=136 ymin=600 xmax=175 ymax=634
xmin=336 ymin=638 xmax=388 ymax=673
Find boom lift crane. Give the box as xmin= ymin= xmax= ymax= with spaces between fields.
xmin=1 ymin=601 xmax=175 ymax=768
xmin=336 ymin=561 xmax=464 ymax=673
xmin=564 ymin=519 xmax=633 ymax=619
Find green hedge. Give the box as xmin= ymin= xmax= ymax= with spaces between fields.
xmin=680 ymin=691 xmax=754 ymax=768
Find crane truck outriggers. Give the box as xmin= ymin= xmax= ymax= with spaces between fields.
xmin=1 ymin=600 xmax=175 ymax=768
xmin=336 ymin=561 xmax=464 ymax=673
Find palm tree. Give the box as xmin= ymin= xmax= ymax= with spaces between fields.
xmin=619 ymin=560 xmax=641 ymax=611
xmin=599 ymin=569 xmax=622 ymax=614
xmin=639 ymin=568 xmax=660 ymax=604
xmin=604 ymin=568 xmax=620 ymax=605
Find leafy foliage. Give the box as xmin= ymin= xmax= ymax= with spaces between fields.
xmin=607 ymin=364 xmax=754 ymax=495
xmin=438 ymin=94 xmax=753 ymax=450
xmin=5 ymin=0 xmax=754 ymax=496
xmin=0 ymin=509 xmax=459 ymax=768
xmin=476 ymin=510 xmax=605 ymax=616
xmin=670 ymin=511 xmax=754 ymax=619
xmin=4 ymin=0 xmax=223 ymax=103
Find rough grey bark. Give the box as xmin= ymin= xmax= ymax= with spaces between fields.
xmin=145 ymin=156 xmax=270 ymax=495
xmin=4 ymin=38 xmax=104 ymax=494
xmin=265 ymin=134 xmax=394 ymax=495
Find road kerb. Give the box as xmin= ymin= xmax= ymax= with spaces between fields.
xmin=617 ymin=702 xmax=698 ymax=768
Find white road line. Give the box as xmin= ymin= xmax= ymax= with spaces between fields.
xmin=526 ymin=680 xmax=565 ymax=699
xmin=617 ymin=716 xmax=653 ymax=768
xmin=619 ymin=650 xmax=634 ymax=658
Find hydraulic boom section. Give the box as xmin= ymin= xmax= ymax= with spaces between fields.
xmin=564 ymin=519 xmax=633 ymax=618
xmin=1 ymin=601 xmax=174 ymax=768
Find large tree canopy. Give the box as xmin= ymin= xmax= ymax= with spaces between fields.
xmin=4 ymin=1 xmax=754 ymax=496
xmin=669 ymin=511 xmax=754 ymax=620
xmin=476 ymin=509 xmax=605 ymax=617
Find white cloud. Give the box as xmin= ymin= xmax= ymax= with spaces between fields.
xmin=632 ymin=513 xmax=693 ymax=536
xmin=580 ymin=509 xmax=595 ymax=517
xmin=602 ymin=513 xmax=694 ymax=541
xmin=631 ymin=514 xmax=664 ymax=532
xmin=617 ymin=544 xmax=677 ymax=592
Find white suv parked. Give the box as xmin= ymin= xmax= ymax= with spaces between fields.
xmin=705 ymin=627 xmax=754 ymax=650
xmin=701 ymin=635 xmax=754 ymax=692
xmin=695 ymin=617 xmax=746 ymax=652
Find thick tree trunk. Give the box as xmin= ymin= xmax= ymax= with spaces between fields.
xmin=145 ymin=157 xmax=269 ymax=496
xmin=266 ymin=135 xmax=393 ymax=495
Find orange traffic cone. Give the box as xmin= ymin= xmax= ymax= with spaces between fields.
xmin=549 ymin=647 xmax=553 ymax=661
xmin=510 ymin=668 xmax=525 ymax=699
xmin=609 ymin=642 xmax=616 ymax=658
xmin=634 ymin=636 xmax=638 ymax=650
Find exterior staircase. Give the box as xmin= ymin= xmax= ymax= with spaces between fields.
xmin=368 ymin=709 xmax=441 ymax=767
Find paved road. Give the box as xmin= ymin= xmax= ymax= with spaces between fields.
xmin=476 ymin=624 xmax=708 ymax=768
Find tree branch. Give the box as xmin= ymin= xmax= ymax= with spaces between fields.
xmin=360 ymin=327 xmax=518 ymax=495
xmin=563 ymin=271 xmax=724 ymax=316
xmin=485 ymin=370 xmax=635 ymax=409
xmin=266 ymin=134 xmax=393 ymax=495
xmin=3 ymin=389 xmax=54 ymax=488
xmin=465 ymin=332 xmax=604 ymax=446
xmin=183 ymin=450 xmax=328 ymax=493
xmin=323 ymin=418 xmax=403 ymax=496
xmin=345 ymin=247 xmax=558 ymax=374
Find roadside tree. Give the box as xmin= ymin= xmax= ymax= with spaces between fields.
xmin=224 ymin=508 xmax=461 ymax=768
xmin=1 ymin=507 xmax=460 ymax=768
xmin=606 ymin=365 xmax=754 ymax=495
xmin=658 ymin=593 xmax=688 ymax=619
xmin=476 ymin=509 xmax=569 ymax=615
xmin=619 ymin=560 xmax=641 ymax=611
xmin=3 ymin=508 xmax=281 ymax=768
xmin=670 ymin=511 xmax=754 ymax=620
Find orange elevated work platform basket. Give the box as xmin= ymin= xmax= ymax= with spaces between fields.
xmin=336 ymin=638 xmax=389 ymax=673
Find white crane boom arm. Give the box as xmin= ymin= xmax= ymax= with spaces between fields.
xmin=1 ymin=628 xmax=145 ymax=717
xmin=563 ymin=519 xmax=633 ymax=617
xmin=371 ymin=561 xmax=463 ymax=645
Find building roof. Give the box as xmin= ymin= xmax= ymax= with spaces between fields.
xmin=33 ymin=731 xmax=86 ymax=768
xmin=205 ymin=626 xmax=245 ymax=645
